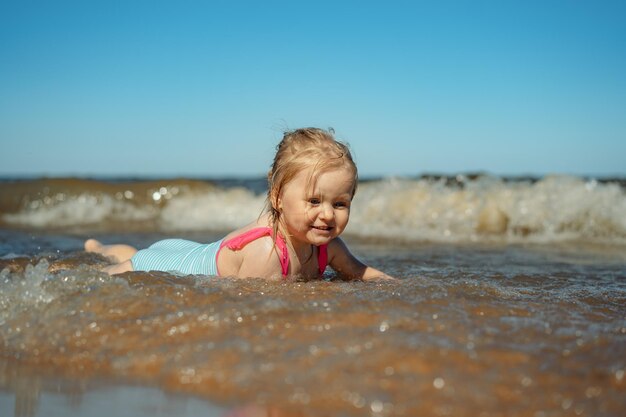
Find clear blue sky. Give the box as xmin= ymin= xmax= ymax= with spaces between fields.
xmin=1 ymin=1 xmax=625 ymax=178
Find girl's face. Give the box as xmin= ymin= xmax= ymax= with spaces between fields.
xmin=277 ymin=166 xmax=355 ymax=248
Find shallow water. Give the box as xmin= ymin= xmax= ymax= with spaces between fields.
xmin=0 ymin=361 xmax=230 ymax=417
xmin=1 ymin=229 xmax=625 ymax=417
xmin=1 ymin=175 xmax=625 ymax=416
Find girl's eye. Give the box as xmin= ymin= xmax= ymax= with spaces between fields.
xmin=308 ymin=198 xmax=321 ymax=205
xmin=334 ymin=201 xmax=349 ymax=208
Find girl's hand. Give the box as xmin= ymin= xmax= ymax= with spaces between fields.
xmin=361 ymin=266 xmax=398 ymax=281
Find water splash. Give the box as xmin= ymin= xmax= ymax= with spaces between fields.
xmin=2 ymin=176 xmax=625 ymax=244
xmin=0 ymin=260 xmax=54 ymax=325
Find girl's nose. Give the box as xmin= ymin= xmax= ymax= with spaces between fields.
xmin=319 ymin=203 xmax=334 ymax=220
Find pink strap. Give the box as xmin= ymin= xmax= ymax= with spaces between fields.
xmin=318 ymin=244 xmax=328 ymax=275
xmin=222 ymin=227 xmax=329 ymax=278
xmin=223 ymin=227 xmax=289 ymax=277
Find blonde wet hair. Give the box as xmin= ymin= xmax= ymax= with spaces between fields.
xmin=266 ymin=127 xmax=358 ymax=238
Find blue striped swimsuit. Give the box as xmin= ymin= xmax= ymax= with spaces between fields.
xmin=131 ymin=238 xmax=223 ymax=276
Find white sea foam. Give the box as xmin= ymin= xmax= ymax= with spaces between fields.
xmin=2 ymin=193 xmax=156 ymax=228
xmin=2 ymin=176 xmax=625 ymax=244
xmin=160 ymin=187 xmax=266 ymax=231
xmin=347 ymin=175 xmax=626 ymax=244
xmin=0 ymin=260 xmax=54 ymax=325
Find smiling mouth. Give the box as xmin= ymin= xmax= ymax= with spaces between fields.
xmin=312 ymin=225 xmax=333 ymax=231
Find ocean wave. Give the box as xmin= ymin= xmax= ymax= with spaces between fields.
xmin=349 ymin=175 xmax=626 ymax=244
xmin=1 ymin=176 xmax=625 ymax=244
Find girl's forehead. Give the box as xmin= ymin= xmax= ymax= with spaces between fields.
xmin=303 ymin=165 xmax=352 ymax=180
xmin=287 ymin=166 xmax=355 ymax=193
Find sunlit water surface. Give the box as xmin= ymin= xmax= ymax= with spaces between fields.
xmin=1 ymin=230 xmax=625 ymax=417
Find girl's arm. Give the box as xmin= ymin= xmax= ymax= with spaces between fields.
xmin=327 ymin=238 xmax=397 ymax=281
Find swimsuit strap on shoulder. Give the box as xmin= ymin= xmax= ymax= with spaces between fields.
xmin=222 ymin=227 xmax=329 ymax=278
xmin=222 ymin=227 xmax=289 ymax=277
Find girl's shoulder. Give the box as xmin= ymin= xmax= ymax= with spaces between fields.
xmin=221 ymin=214 xmax=273 ymax=242
xmin=218 ymin=216 xmax=284 ymax=278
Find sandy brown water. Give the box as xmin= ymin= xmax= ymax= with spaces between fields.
xmin=1 ymin=230 xmax=625 ymax=417
xmin=1 ymin=174 xmax=625 ymax=416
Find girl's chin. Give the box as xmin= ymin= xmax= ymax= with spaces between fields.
xmin=306 ymin=229 xmax=336 ymax=244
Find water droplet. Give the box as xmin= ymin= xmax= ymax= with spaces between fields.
xmin=585 ymin=386 xmax=601 ymax=398
xmin=370 ymin=400 xmax=384 ymax=413
xmin=433 ymin=377 xmax=445 ymax=389
xmin=561 ymin=398 xmax=573 ymax=410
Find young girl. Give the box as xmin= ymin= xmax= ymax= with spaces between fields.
xmin=85 ymin=128 xmax=394 ymax=281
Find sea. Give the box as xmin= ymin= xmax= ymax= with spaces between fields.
xmin=0 ymin=174 xmax=625 ymax=417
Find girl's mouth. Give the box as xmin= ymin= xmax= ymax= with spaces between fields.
xmin=312 ymin=225 xmax=333 ymax=231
